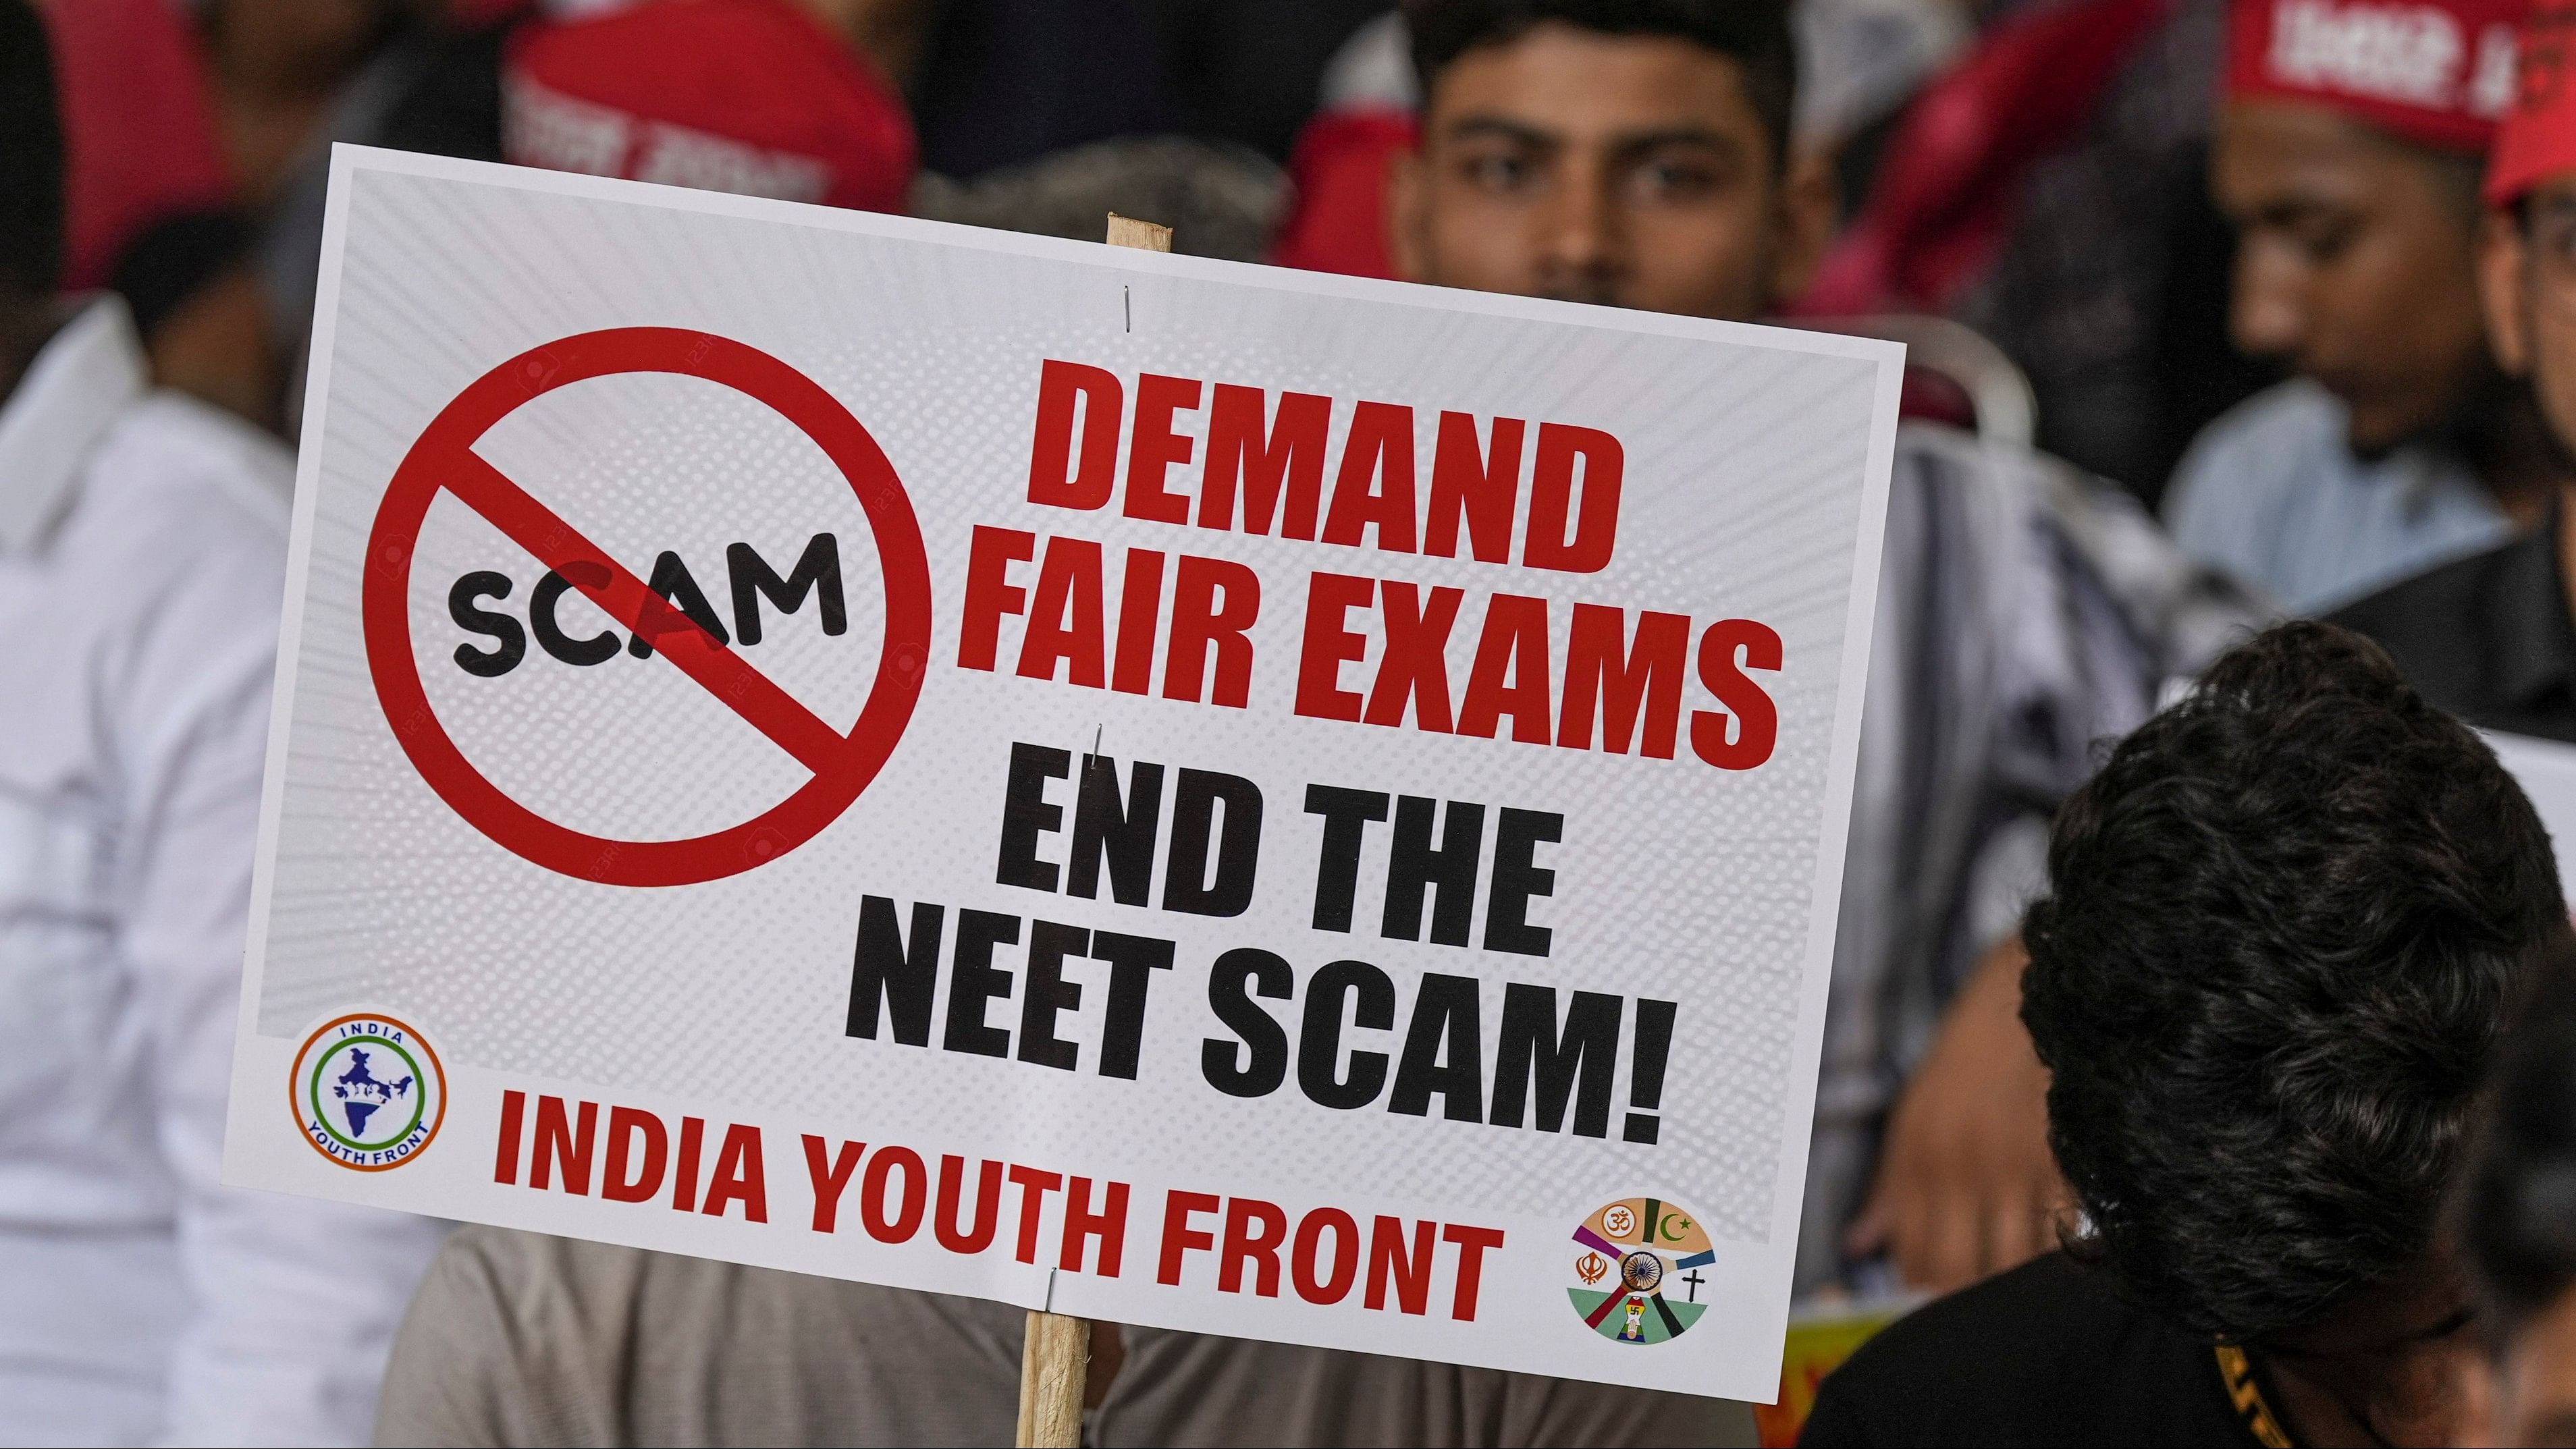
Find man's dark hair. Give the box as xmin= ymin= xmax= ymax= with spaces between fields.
xmin=0 ymin=0 xmax=63 ymax=298
xmin=2457 ymin=938 xmax=2576 ymax=1352
xmin=1402 ymin=0 xmax=1796 ymax=171
xmin=2022 ymin=622 xmax=2565 ymax=1343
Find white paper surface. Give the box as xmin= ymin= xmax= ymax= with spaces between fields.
xmin=221 ymin=146 xmax=1902 ymax=1401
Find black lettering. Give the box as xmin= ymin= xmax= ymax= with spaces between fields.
xmin=1094 ymin=931 xmax=1175 ymax=1081
xmin=1017 ymin=920 xmax=1087 ymax=1072
xmin=1162 ymin=769 xmax=1262 ymax=917
xmin=942 ymin=910 xmax=1021 ymax=1058
xmin=1202 ymin=948 xmax=1292 ymax=1098
xmin=996 ymin=743 xmax=1070 ymax=892
xmin=532 ymin=564 xmax=620 ymax=666
xmin=728 ymin=534 xmax=846 ymax=645
xmin=1388 ymin=973 xmax=1484 ymax=1121
xmin=1625 ymin=998 xmax=1676 ymax=1145
xmin=1383 ymin=796 xmax=1482 ymax=947
xmin=448 ymin=571 xmax=525 ymax=677
xmin=1491 ymin=984 xmax=1619 ymax=1137
xmin=1303 ymin=784 xmax=1389 ymax=932
xmin=627 ymin=550 xmax=731 ymax=658
xmin=1297 ymin=960 xmax=1393 ymax=1110
xmin=847 ymin=896 xmax=944 ymax=1047
xmin=1069 ymin=757 xmax=1162 ymax=906
xmin=1482 ymin=808 xmax=1561 ymax=957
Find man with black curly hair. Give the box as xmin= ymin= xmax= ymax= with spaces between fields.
xmin=1803 ymin=621 xmax=2567 ymax=1446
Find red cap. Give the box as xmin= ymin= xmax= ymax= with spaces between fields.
xmin=2225 ymin=0 xmax=2524 ymax=152
xmin=2488 ymin=3 xmax=2576 ymax=202
xmin=504 ymin=0 xmax=915 ymax=214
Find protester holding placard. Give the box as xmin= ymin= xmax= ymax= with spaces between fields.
xmin=0 ymin=9 xmax=448 ymax=1443
xmin=2334 ymin=0 xmax=2576 ymax=740
xmin=1805 ymin=621 xmax=2563 ymax=1446
xmin=2164 ymin=0 xmax=2558 ymax=616
xmin=1372 ymin=0 xmax=2261 ymax=1295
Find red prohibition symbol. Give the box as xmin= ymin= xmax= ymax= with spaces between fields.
xmin=362 ymin=327 xmax=934 ymax=887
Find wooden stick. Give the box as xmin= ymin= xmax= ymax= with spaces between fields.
xmin=1011 ymin=208 xmax=1164 ymax=1449
xmin=1015 ymin=1310 xmax=1092 ymax=1448
xmin=1106 ymin=212 xmax=1173 ymax=252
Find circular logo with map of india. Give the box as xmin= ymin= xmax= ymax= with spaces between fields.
xmin=289 ymin=1013 xmax=446 ymax=1171
xmin=1568 ymin=1197 xmax=1715 ymax=1344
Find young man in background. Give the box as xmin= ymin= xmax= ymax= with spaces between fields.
xmin=2164 ymin=0 xmax=2560 ymax=615
xmin=0 ymin=6 xmax=446 ymax=1443
xmin=2336 ymin=1 xmax=2576 ymax=740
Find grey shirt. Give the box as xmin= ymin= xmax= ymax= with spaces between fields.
xmin=375 ymin=1226 xmax=1754 ymax=1447
xmin=2164 ymin=380 xmax=2512 ymax=615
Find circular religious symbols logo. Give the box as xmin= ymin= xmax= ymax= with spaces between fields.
xmin=290 ymin=1013 xmax=448 ymax=1171
xmin=1569 ymin=1197 xmax=1717 ymax=1345
xmin=362 ymin=327 xmax=934 ymax=887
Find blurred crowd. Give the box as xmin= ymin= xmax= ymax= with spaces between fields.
xmin=16 ymin=0 xmax=2576 ymax=1444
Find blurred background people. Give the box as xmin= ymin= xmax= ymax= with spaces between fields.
xmin=1806 ymin=622 xmax=2564 ymax=1446
xmin=2164 ymin=0 xmax=2557 ymax=615
xmin=0 ymin=7 xmax=447 ymax=1444
xmin=2454 ymin=939 xmax=2576 ymax=1449
xmin=2335 ymin=0 xmax=2576 ymax=739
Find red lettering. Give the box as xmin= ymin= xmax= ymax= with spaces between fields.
xmin=493 ymin=1089 xmax=526 ymax=1186
xmin=1524 ymin=423 xmax=1622 ymax=573
xmin=936 ymin=1155 xmax=1004 ymax=1254
xmin=530 ymin=1096 xmax=597 ymax=1195
xmin=1425 ymin=412 xmax=1523 ymax=564
xmin=859 ymin=1145 xmax=926 ymax=1242
xmin=1162 ymin=555 xmax=1259 ymax=707
xmin=802 ymin=1134 xmax=863 ymax=1233
xmin=1218 ymin=1197 xmax=1289 ymax=1297
xmin=1443 ymin=1224 xmax=1507 ymax=1320
xmin=1111 ymin=548 xmax=1165 ymax=695
xmin=1457 ymin=594 xmax=1553 ymax=744
xmin=1028 ymin=359 xmax=1122 ymax=510
xmin=958 ymin=525 xmax=1035 ymax=672
xmin=1320 ymin=402 xmax=1417 ymax=554
xmin=1200 ymin=385 xmax=1328 ymax=539
xmin=1158 ymin=1189 xmax=1221 ymax=1286
xmin=671 ymin=1116 xmax=705 ymax=1212
xmin=602 ymin=1106 xmax=668 ymax=1204
xmin=1123 ymin=374 xmax=1202 ymax=524
xmin=1558 ymin=605 xmax=1688 ymax=757
xmin=1291 ymin=1207 xmax=1361 ymax=1305
xmin=1295 ymin=572 xmax=1373 ymax=722
xmin=1010 ymin=1165 xmax=1065 ymax=1264
xmin=1016 ymin=537 xmax=1107 ymax=687
xmin=1364 ymin=582 xmax=1464 ymax=732
xmin=1690 ymin=618 xmax=1783 ymax=770
xmin=701 ymin=1123 xmax=768 ymax=1222
xmin=1366 ymin=1214 xmax=1436 ymax=1315
xmin=1061 ymin=1176 xmax=1129 ymax=1277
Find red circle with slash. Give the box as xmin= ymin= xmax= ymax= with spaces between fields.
xmin=362 ymin=327 xmax=932 ymax=887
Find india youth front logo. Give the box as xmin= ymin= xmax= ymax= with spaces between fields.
xmin=1569 ymin=1197 xmax=1716 ymax=1344
xmin=289 ymin=1014 xmax=447 ymax=1170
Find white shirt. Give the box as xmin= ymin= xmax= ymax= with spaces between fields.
xmin=0 ymin=300 xmax=446 ymax=1446
xmin=2164 ymin=379 xmax=2514 ymax=615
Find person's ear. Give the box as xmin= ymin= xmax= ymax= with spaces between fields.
xmin=2482 ymin=208 xmax=2535 ymax=378
xmin=1388 ymin=144 xmax=1430 ymax=283
xmin=1765 ymin=142 xmax=1838 ymax=310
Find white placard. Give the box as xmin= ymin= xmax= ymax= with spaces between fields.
xmin=221 ymin=146 xmax=1901 ymax=1401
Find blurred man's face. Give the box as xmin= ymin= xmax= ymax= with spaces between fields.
xmin=2461 ymin=1288 xmax=2576 ymax=1448
xmin=1389 ymin=23 xmax=1813 ymax=321
xmin=2481 ymin=176 xmax=2576 ymax=459
xmin=2213 ymin=100 xmax=2489 ymax=452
